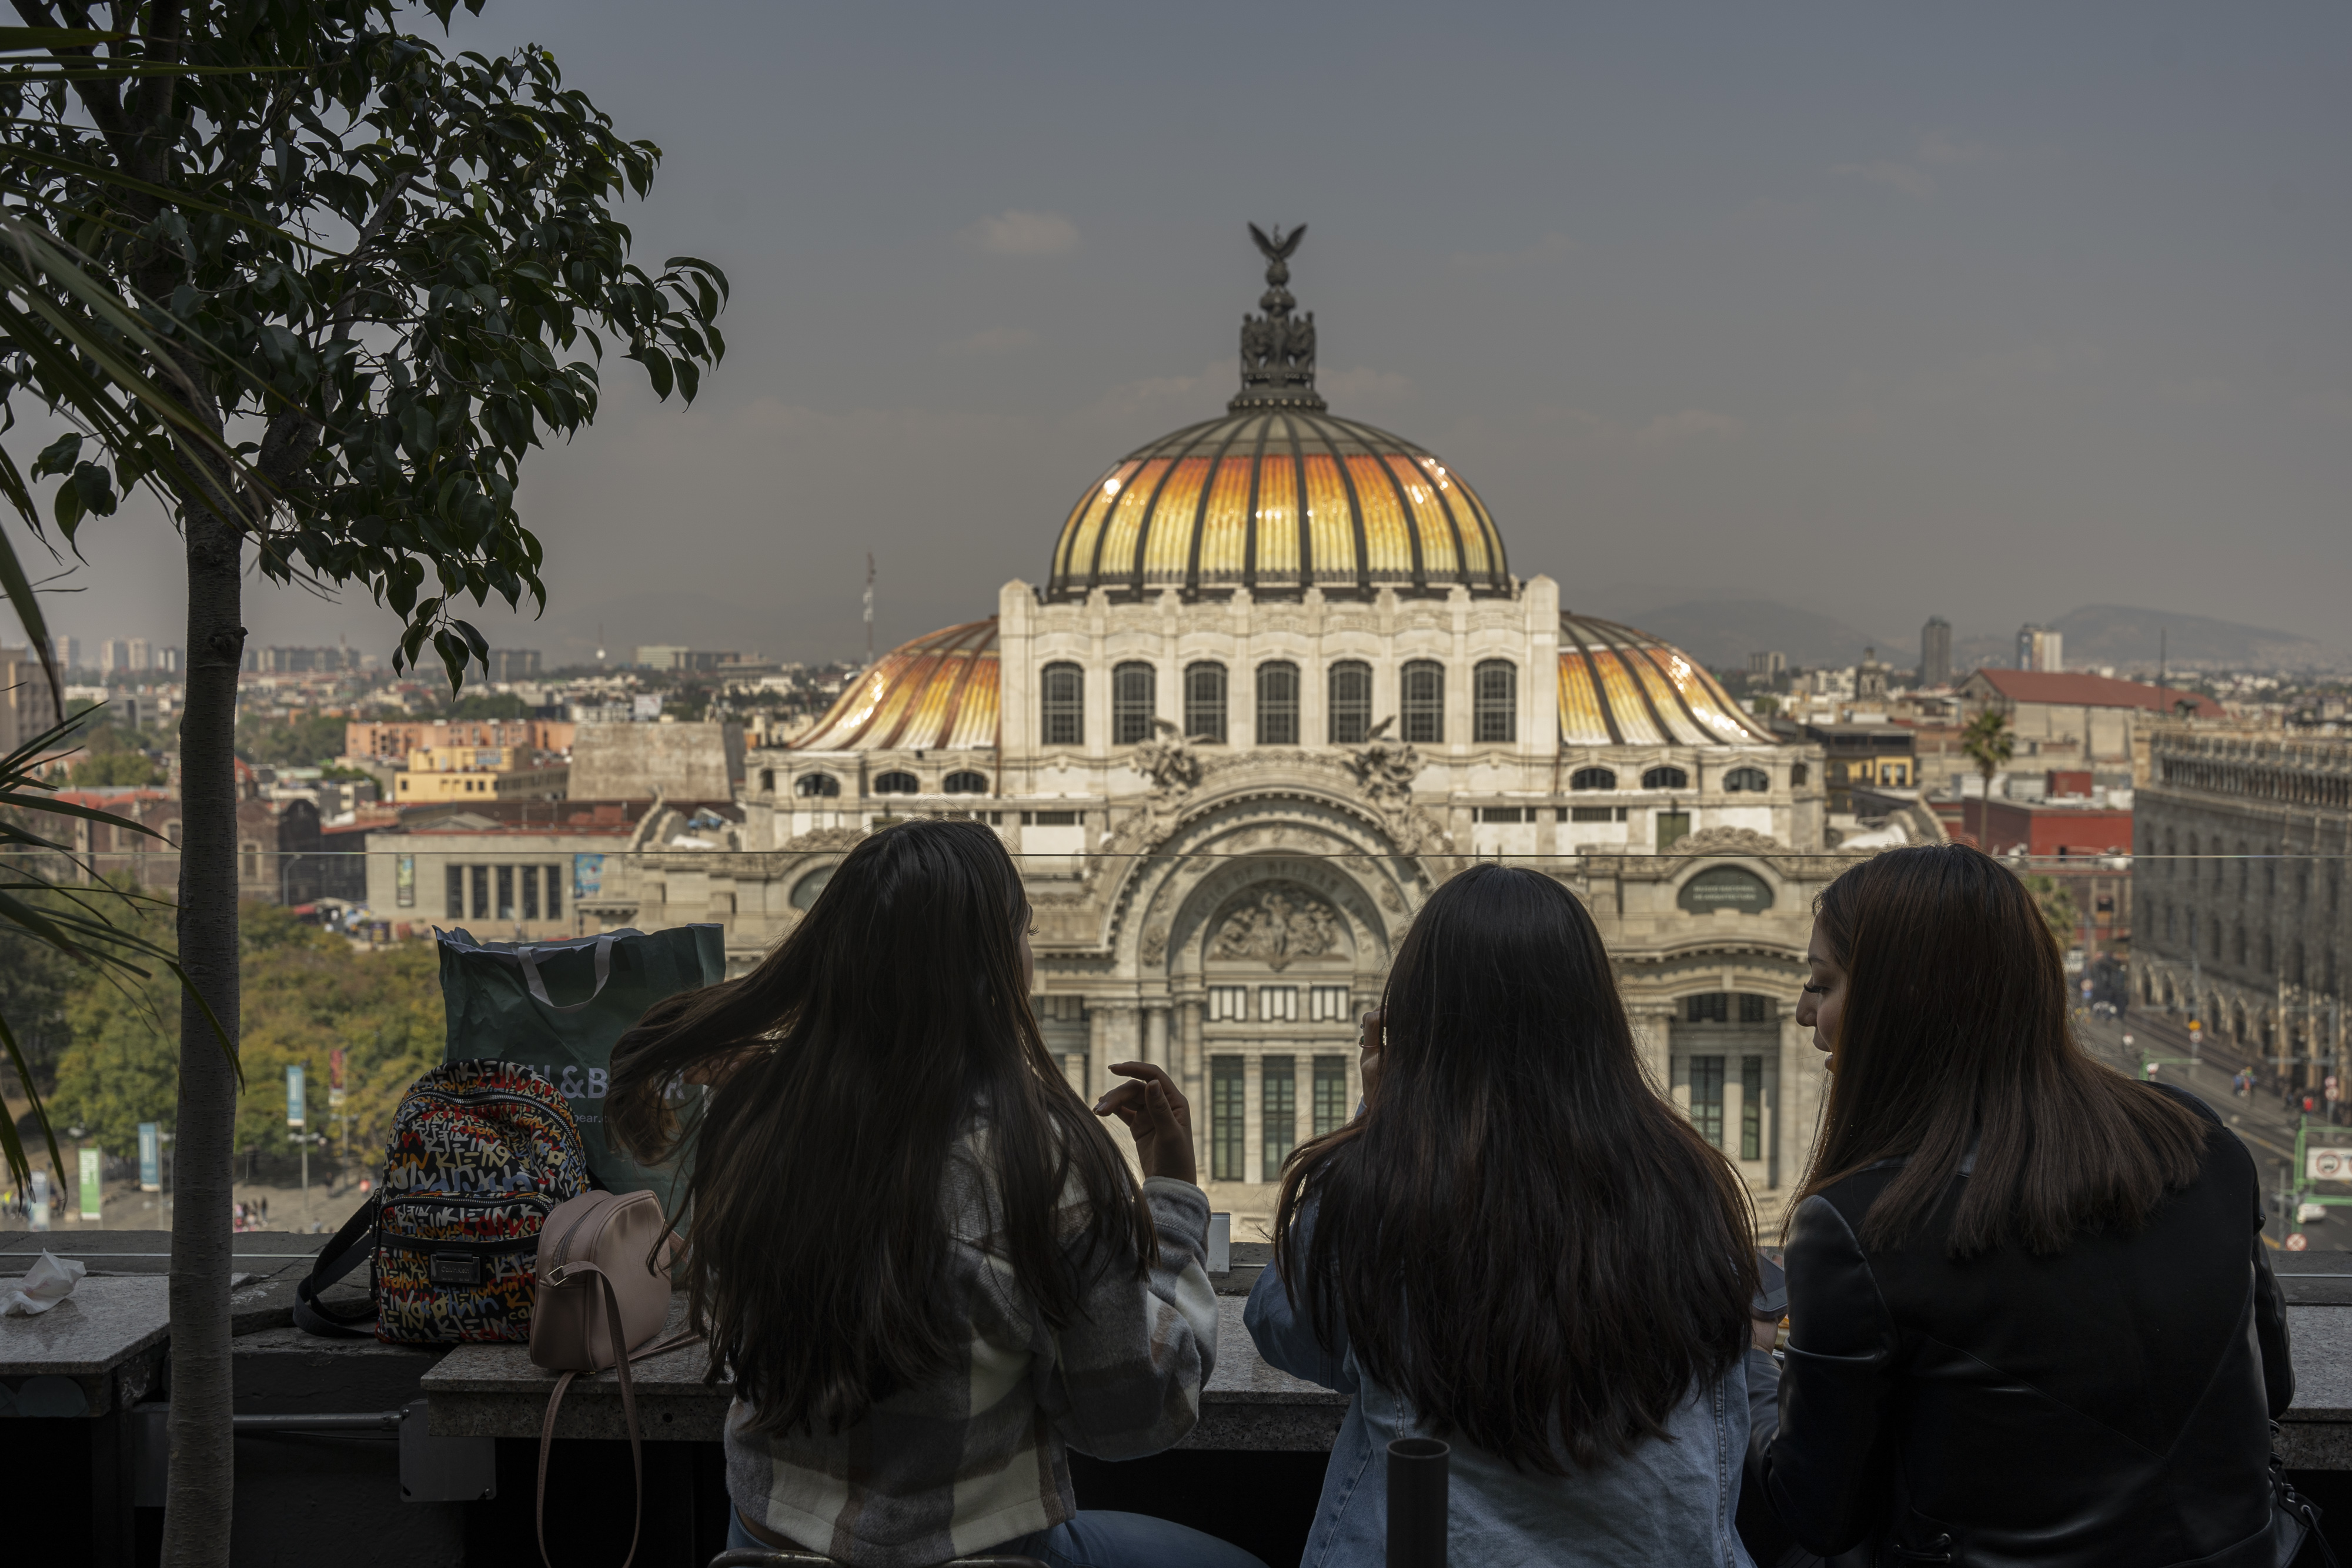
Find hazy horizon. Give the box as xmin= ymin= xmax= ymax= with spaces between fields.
xmin=10 ymin=2 xmax=2347 ymax=673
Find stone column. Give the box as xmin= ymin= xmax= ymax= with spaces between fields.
xmin=1145 ymin=1004 xmax=1170 ymax=1072
xmin=1178 ymin=999 xmax=1205 ymax=1171
xmin=1087 ymin=1004 xmax=1110 ymax=1102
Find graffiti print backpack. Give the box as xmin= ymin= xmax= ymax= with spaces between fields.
xmin=294 ymin=1059 xmax=593 ymax=1342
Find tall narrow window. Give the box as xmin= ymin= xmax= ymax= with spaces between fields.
xmin=1328 ymin=660 xmax=1372 ymax=745
xmin=1312 ymin=1055 xmax=1351 ymax=1136
xmin=1740 ymin=1056 xmax=1765 ymax=1161
xmin=1211 ymin=1057 xmax=1245 ymax=1182
xmin=470 ymin=864 xmax=490 ymax=920
xmin=1472 ymin=660 xmax=1516 ymax=743
xmin=496 ymin=865 xmax=515 ymax=920
xmin=1112 ymin=661 xmax=1157 ymax=745
xmin=522 ymin=867 xmax=541 ymax=921
xmin=1689 ymin=1055 xmax=1725 ymax=1148
xmin=546 ymin=865 xmax=563 ymax=920
xmin=1256 ymin=661 xmax=1300 ymax=745
xmin=1262 ymin=1057 xmax=1297 ymax=1181
xmin=1041 ymin=662 xmax=1084 ymax=747
xmin=446 ymin=865 xmax=464 ymax=919
xmin=1401 ymin=660 xmax=1445 ymax=744
xmin=1184 ymin=661 xmax=1228 ymax=743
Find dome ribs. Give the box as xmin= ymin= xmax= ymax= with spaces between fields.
xmin=1297 ymin=413 xmax=1377 ymax=596
xmin=1415 ymin=447 xmax=1484 ymax=590
xmin=1620 ymin=637 xmax=1716 ymax=747
xmin=789 ymin=620 xmax=1001 ymax=755
xmin=1240 ymin=413 xmax=1270 ymax=593
xmin=1579 ymin=623 xmax=1672 ymax=746
xmin=1043 ymin=415 xmax=1506 ymax=601
xmin=1556 ymin=634 xmax=1623 ymax=745
xmin=1123 ymin=425 xmax=1198 ymax=594
xmin=1182 ymin=416 xmax=1251 ymax=596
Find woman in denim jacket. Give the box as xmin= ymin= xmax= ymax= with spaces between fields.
xmin=1248 ymin=864 xmax=1761 ymax=1568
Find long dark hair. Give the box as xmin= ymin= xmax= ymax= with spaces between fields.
xmin=1796 ymin=842 xmax=2206 ymax=1255
xmin=1274 ymin=864 xmax=1758 ymax=1472
xmin=606 ymin=818 xmax=1150 ymax=1435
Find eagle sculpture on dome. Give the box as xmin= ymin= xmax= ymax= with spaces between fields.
xmin=1248 ymin=222 xmax=1306 ymax=266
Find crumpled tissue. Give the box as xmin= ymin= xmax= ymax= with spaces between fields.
xmin=2 ymin=1251 xmax=86 ymax=1316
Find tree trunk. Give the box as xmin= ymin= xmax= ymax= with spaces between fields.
xmin=162 ymin=501 xmax=243 ymax=1568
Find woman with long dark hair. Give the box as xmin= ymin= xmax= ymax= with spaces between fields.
xmin=1753 ymin=843 xmax=2291 ymax=1565
xmin=607 ymin=819 xmax=1262 ymax=1568
xmin=1247 ymin=864 xmax=1762 ymax=1566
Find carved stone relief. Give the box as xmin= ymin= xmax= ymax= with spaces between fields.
xmin=1208 ymin=885 xmax=1343 ymax=971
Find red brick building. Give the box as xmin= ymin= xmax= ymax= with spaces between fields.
xmin=1960 ymin=793 xmax=2135 ymax=953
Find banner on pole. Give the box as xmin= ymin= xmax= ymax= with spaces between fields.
xmin=78 ymin=1147 xmax=102 ymax=1219
xmin=286 ymin=1062 xmax=306 ymax=1128
xmin=138 ymin=1122 xmax=161 ymax=1192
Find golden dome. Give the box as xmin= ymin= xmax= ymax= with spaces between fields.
xmin=794 ymin=619 xmax=998 ymax=751
xmin=1046 ymin=226 xmax=1508 ymax=602
xmin=1045 ymin=411 xmax=1510 ymax=602
xmin=1556 ymin=616 xmax=1776 ymax=747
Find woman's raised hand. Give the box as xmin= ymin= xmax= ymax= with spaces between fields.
xmin=1095 ymin=1061 xmax=1198 ymax=1186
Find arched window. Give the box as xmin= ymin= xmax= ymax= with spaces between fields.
xmin=1184 ymin=661 xmax=1228 ymax=743
xmin=1112 ymin=661 xmax=1157 ymax=745
xmin=163 ymin=819 xmax=182 ymax=848
xmin=943 ymin=770 xmax=989 ymax=795
xmin=1401 ymin=660 xmax=1444 ymax=744
xmin=873 ymin=770 xmax=920 ymax=795
xmin=1041 ymin=662 xmax=1084 ymax=747
xmin=1328 ymin=660 xmax=1372 ymax=744
xmin=240 ymin=841 xmax=260 ymax=880
xmin=1569 ymin=766 xmax=1617 ymax=791
xmin=1255 ymin=661 xmax=1299 ymax=745
xmin=1642 ymin=765 xmax=1690 ymax=791
xmin=1789 ymin=762 xmax=1809 ymax=785
xmin=760 ymin=768 xmax=776 ymax=794
xmin=795 ymin=772 xmax=841 ymax=798
xmin=1472 ymin=660 xmax=1516 ymax=744
xmin=790 ymin=866 xmax=833 ymax=910
xmin=1723 ymin=766 xmax=1770 ymax=793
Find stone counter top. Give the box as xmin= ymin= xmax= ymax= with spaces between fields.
xmin=423 ymin=1292 xmax=1347 ymax=1451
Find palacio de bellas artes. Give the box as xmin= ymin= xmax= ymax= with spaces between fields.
xmin=709 ymin=229 xmax=1863 ymax=1229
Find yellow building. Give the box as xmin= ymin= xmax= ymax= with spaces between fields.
xmin=394 ymin=744 xmax=568 ymax=803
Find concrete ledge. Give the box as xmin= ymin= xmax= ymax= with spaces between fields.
xmin=423 ymin=1292 xmax=1349 ymax=1450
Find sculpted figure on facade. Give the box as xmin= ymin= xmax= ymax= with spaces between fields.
xmin=1210 ymin=885 xmax=1341 ymax=971
xmin=1132 ymin=718 xmax=1204 ymax=799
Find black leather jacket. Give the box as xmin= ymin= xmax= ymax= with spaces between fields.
xmin=1754 ymin=1085 xmax=2292 ymax=1567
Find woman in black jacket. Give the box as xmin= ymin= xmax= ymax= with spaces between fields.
xmin=1752 ymin=843 xmax=2292 ymax=1567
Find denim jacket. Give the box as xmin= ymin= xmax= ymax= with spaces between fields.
xmin=1244 ymin=1206 xmax=1756 ymax=1568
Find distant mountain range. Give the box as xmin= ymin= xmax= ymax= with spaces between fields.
xmin=1579 ymin=591 xmax=2343 ymax=676
xmin=2040 ymin=604 xmax=2340 ymax=673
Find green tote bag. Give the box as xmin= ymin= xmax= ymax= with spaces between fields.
xmin=436 ymin=924 xmax=724 ymax=1215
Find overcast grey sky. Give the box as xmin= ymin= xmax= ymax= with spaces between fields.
xmin=24 ymin=1 xmax=2351 ymax=667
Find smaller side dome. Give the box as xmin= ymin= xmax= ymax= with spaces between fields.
xmin=1558 ymin=614 xmax=1776 ymax=747
xmin=793 ymin=619 xmax=999 ymax=751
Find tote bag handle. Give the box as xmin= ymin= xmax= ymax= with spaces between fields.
xmin=514 ymin=933 xmax=620 ymax=1014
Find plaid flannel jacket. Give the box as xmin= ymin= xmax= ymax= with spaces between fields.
xmin=725 ymin=1129 xmax=1218 ymax=1566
